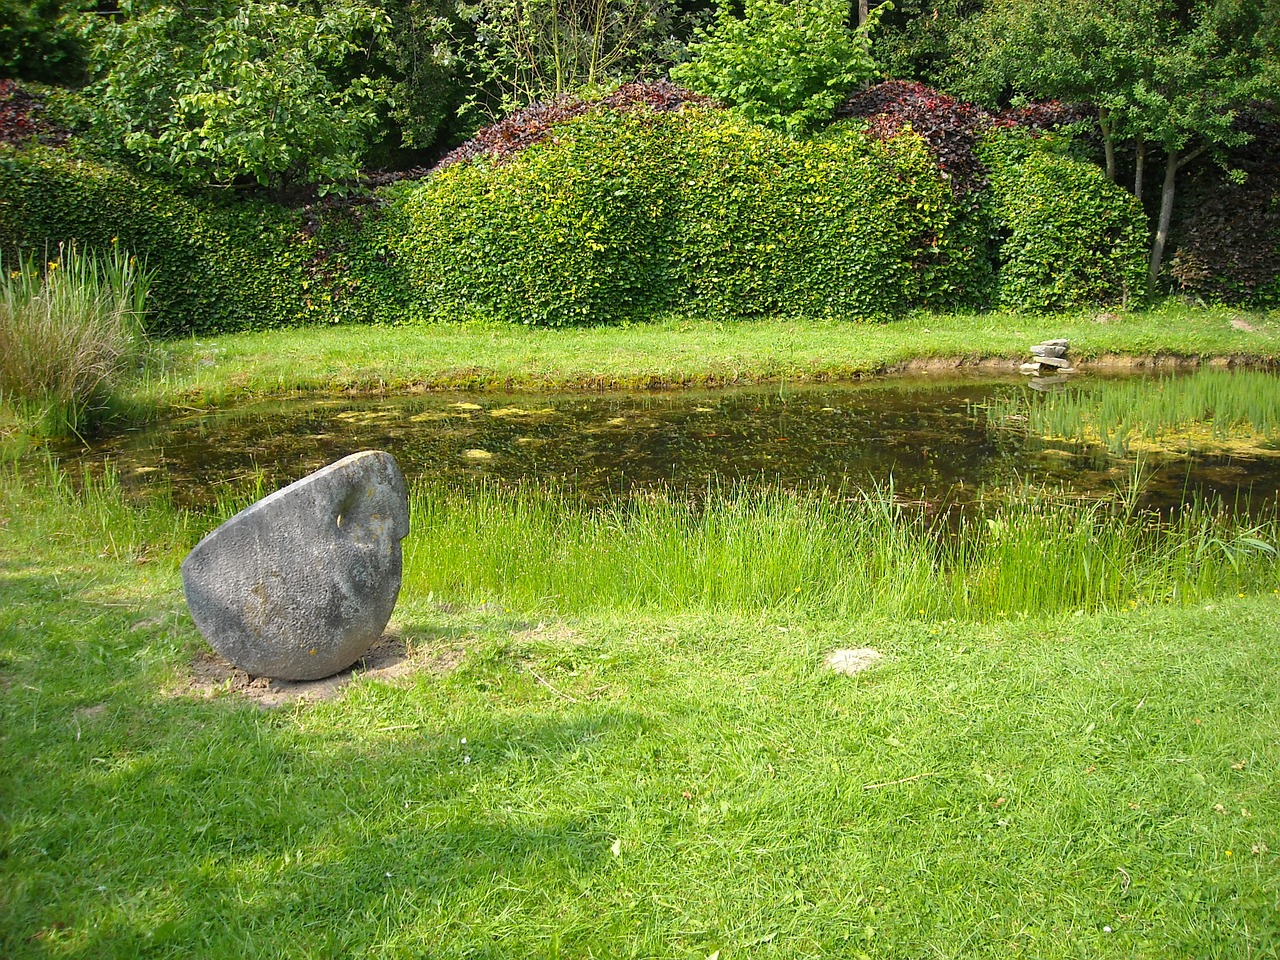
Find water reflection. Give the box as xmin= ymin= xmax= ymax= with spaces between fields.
xmin=57 ymin=373 xmax=1280 ymax=512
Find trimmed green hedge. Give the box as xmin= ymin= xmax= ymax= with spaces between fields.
xmin=393 ymin=108 xmax=991 ymax=325
xmin=0 ymin=146 xmax=411 ymax=335
xmin=979 ymin=133 xmax=1149 ymax=311
xmin=2 ymin=119 xmax=1154 ymax=334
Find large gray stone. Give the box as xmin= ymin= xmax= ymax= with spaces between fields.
xmin=182 ymin=451 xmax=410 ymax=680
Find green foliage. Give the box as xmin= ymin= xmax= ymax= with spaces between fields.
xmin=372 ymin=0 xmax=469 ymax=152
xmin=948 ymin=0 xmax=1280 ymax=290
xmin=82 ymin=0 xmax=391 ymax=194
xmin=873 ymin=0 xmax=970 ymax=86
xmin=0 ymin=146 xmax=415 ymax=335
xmin=950 ymin=0 xmax=1279 ymax=156
xmin=450 ymin=0 xmax=679 ymax=118
xmin=0 ymin=0 xmax=89 ymax=84
xmin=671 ymin=0 xmax=891 ymax=134
xmin=979 ymin=132 xmax=1149 ymax=311
xmin=393 ymin=107 xmax=989 ymax=325
xmin=0 ymin=242 xmax=150 ymax=433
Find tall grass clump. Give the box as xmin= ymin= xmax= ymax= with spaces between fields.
xmin=0 ymin=242 xmax=150 ymax=434
xmin=403 ymin=479 xmax=1279 ymax=620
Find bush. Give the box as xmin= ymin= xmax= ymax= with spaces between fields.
xmin=836 ymin=80 xmax=992 ymax=197
xmin=979 ymin=132 xmax=1148 ymax=311
xmin=1169 ymin=110 xmax=1280 ymax=309
xmin=431 ymin=81 xmax=717 ymax=173
xmin=0 ymin=242 xmax=148 ymax=428
xmin=0 ymin=80 xmax=69 ymax=147
xmin=836 ymin=81 xmax=1094 ymax=199
xmin=1170 ymin=182 xmax=1280 ymax=308
xmin=671 ymin=0 xmax=888 ymax=134
xmin=393 ymin=106 xmax=988 ymax=324
xmin=0 ymin=146 xmax=413 ymax=334
xmin=0 ymin=0 xmax=89 ymax=85
xmin=81 ymin=0 xmax=390 ymax=195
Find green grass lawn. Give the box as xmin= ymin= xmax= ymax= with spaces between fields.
xmin=140 ymin=303 xmax=1280 ymax=408
xmin=2 ymin=458 xmax=1279 ymax=958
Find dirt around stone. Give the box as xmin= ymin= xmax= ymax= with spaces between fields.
xmin=176 ymin=633 xmax=466 ymax=708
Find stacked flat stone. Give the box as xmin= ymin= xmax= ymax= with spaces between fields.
xmin=1020 ymin=339 xmax=1076 ymax=390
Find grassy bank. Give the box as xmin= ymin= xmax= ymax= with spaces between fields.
xmin=139 ymin=303 xmax=1280 ymax=409
xmin=3 ymin=464 xmax=1279 ymax=957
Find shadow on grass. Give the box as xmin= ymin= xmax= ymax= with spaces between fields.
xmin=5 ymin=636 xmax=636 ymax=957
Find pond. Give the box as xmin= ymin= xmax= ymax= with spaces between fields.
xmin=59 ymin=370 xmax=1280 ymax=513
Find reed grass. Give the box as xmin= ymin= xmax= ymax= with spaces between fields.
xmin=0 ymin=456 xmax=195 ymax=566
xmin=8 ymin=459 xmax=1275 ymax=623
xmin=982 ymin=369 xmax=1280 ymax=455
xmin=0 ymin=242 xmax=151 ymax=435
xmin=403 ymin=477 xmax=1279 ymax=621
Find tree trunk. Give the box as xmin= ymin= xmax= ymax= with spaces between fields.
xmin=1148 ymin=148 xmax=1178 ymax=297
xmin=858 ymin=0 xmax=868 ymax=25
xmin=1134 ymin=139 xmax=1145 ymax=198
xmin=1099 ymin=107 xmax=1116 ymax=183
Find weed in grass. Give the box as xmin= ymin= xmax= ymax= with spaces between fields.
xmin=0 ymin=242 xmax=151 ymax=436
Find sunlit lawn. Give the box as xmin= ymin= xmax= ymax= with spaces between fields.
xmin=3 ymin=462 xmax=1279 ymax=958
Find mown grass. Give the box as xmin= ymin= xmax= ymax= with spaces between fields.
xmin=3 ymin=462 xmax=1279 ymax=958
xmin=138 ymin=301 xmax=1280 ymax=409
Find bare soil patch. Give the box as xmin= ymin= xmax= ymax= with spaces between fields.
xmin=175 ymin=633 xmax=466 ymax=708
xmin=825 ymin=647 xmax=884 ymax=675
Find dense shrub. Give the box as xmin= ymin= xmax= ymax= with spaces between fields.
xmin=81 ymin=0 xmax=390 ymax=195
xmin=836 ymin=81 xmax=1091 ymax=198
xmin=0 ymin=146 xmax=410 ymax=334
xmin=836 ymin=80 xmax=991 ymax=197
xmin=431 ymin=81 xmax=716 ymax=173
xmin=1169 ymin=110 xmax=1280 ymax=309
xmin=1170 ymin=183 xmax=1280 ymax=308
xmin=0 ymin=80 xmax=68 ymax=147
xmin=394 ymin=106 xmax=990 ymax=324
xmin=0 ymin=0 xmax=89 ymax=85
xmin=671 ymin=0 xmax=888 ymax=134
xmin=979 ymin=133 xmax=1148 ymax=311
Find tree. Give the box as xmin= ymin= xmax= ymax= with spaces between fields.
xmin=671 ymin=0 xmax=892 ymax=134
xmin=948 ymin=0 xmax=1280 ymax=294
xmin=450 ymin=0 xmax=677 ymax=117
xmin=82 ymin=0 xmax=391 ymax=195
xmin=368 ymin=0 xmax=472 ymax=153
xmin=0 ymin=0 xmax=91 ymax=84
xmin=873 ymin=0 xmax=978 ymax=86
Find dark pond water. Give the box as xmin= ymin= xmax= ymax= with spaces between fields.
xmin=58 ymin=371 xmax=1280 ymax=513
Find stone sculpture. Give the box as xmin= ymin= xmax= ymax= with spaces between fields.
xmin=181 ymin=450 xmax=410 ymax=680
xmin=1020 ymin=338 xmax=1077 ymax=389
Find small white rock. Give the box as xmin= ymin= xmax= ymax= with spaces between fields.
xmin=825 ymin=648 xmax=883 ymax=675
